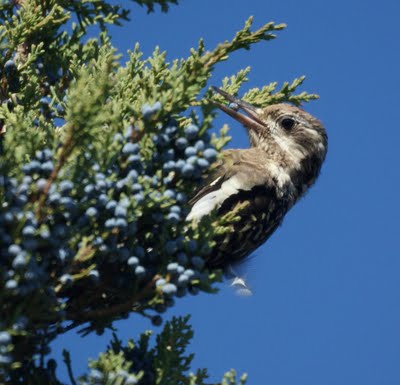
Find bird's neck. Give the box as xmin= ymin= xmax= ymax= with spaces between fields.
xmin=289 ymin=154 xmax=323 ymax=196
xmin=254 ymin=141 xmax=322 ymax=198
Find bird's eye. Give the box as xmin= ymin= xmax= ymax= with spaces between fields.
xmin=280 ymin=117 xmax=296 ymax=131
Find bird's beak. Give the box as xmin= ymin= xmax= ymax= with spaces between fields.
xmin=211 ymin=86 xmax=265 ymax=133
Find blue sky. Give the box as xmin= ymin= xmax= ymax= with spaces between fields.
xmin=53 ymin=1 xmax=400 ymax=384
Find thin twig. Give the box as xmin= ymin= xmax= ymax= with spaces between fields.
xmin=67 ymin=275 xmax=160 ymax=322
xmin=36 ymin=132 xmax=74 ymax=221
xmin=62 ymin=349 xmax=78 ymax=385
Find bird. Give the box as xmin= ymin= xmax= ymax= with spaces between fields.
xmin=187 ymin=87 xmax=327 ymax=275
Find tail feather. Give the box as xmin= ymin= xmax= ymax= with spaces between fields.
xmin=225 ymin=264 xmax=253 ymax=296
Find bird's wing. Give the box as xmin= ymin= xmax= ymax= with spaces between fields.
xmin=187 ymin=149 xmax=274 ymax=222
xmin=187 ymin=148 xmax=294 ymax=268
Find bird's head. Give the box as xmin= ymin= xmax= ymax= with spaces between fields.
xmin=212 ymin=87 xmax=327 ymax=189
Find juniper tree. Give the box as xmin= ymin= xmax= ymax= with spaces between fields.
xmin=0 ymin=1 xmax=320 ymax=384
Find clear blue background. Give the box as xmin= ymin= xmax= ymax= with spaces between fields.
xmin=53 ymin=1 xmax=400 ymax=384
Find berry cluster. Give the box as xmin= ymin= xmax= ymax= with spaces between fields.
xmin=35 ymin=59 xmax=67 ymax=121
xmin=0 ymin=57 xmax=67 ymax=129
xmin=0 ymin=102 xmax=219 ymax=365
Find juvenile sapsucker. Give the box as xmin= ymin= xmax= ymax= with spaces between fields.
xmin=187 ymin=87 xmax=327 ymax=270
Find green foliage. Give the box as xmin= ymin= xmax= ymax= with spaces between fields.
xmin=0 ymin=0 xmax=317 ymax=384
xmin=79 ymin=316 xmax=246 ymax=385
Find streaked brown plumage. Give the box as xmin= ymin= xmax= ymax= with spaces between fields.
xmin=187 ymin=87 xmax=327 ymax=269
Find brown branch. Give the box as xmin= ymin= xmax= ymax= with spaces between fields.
xmin=63 ymin=350 xmax=78 ymax=385
xmin=35 ymin=130 xmax=75 ymax=221
xmin=67 ymin=274 xmax=160 ymax=322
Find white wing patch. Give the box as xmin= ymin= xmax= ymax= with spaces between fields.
xmin=186 ymin=175 xmax=251 ymax=222
xmin=209 ymin=176 xmax=222 ymax=186
xmin=186 ymin=192 xmax=218 ymax=221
